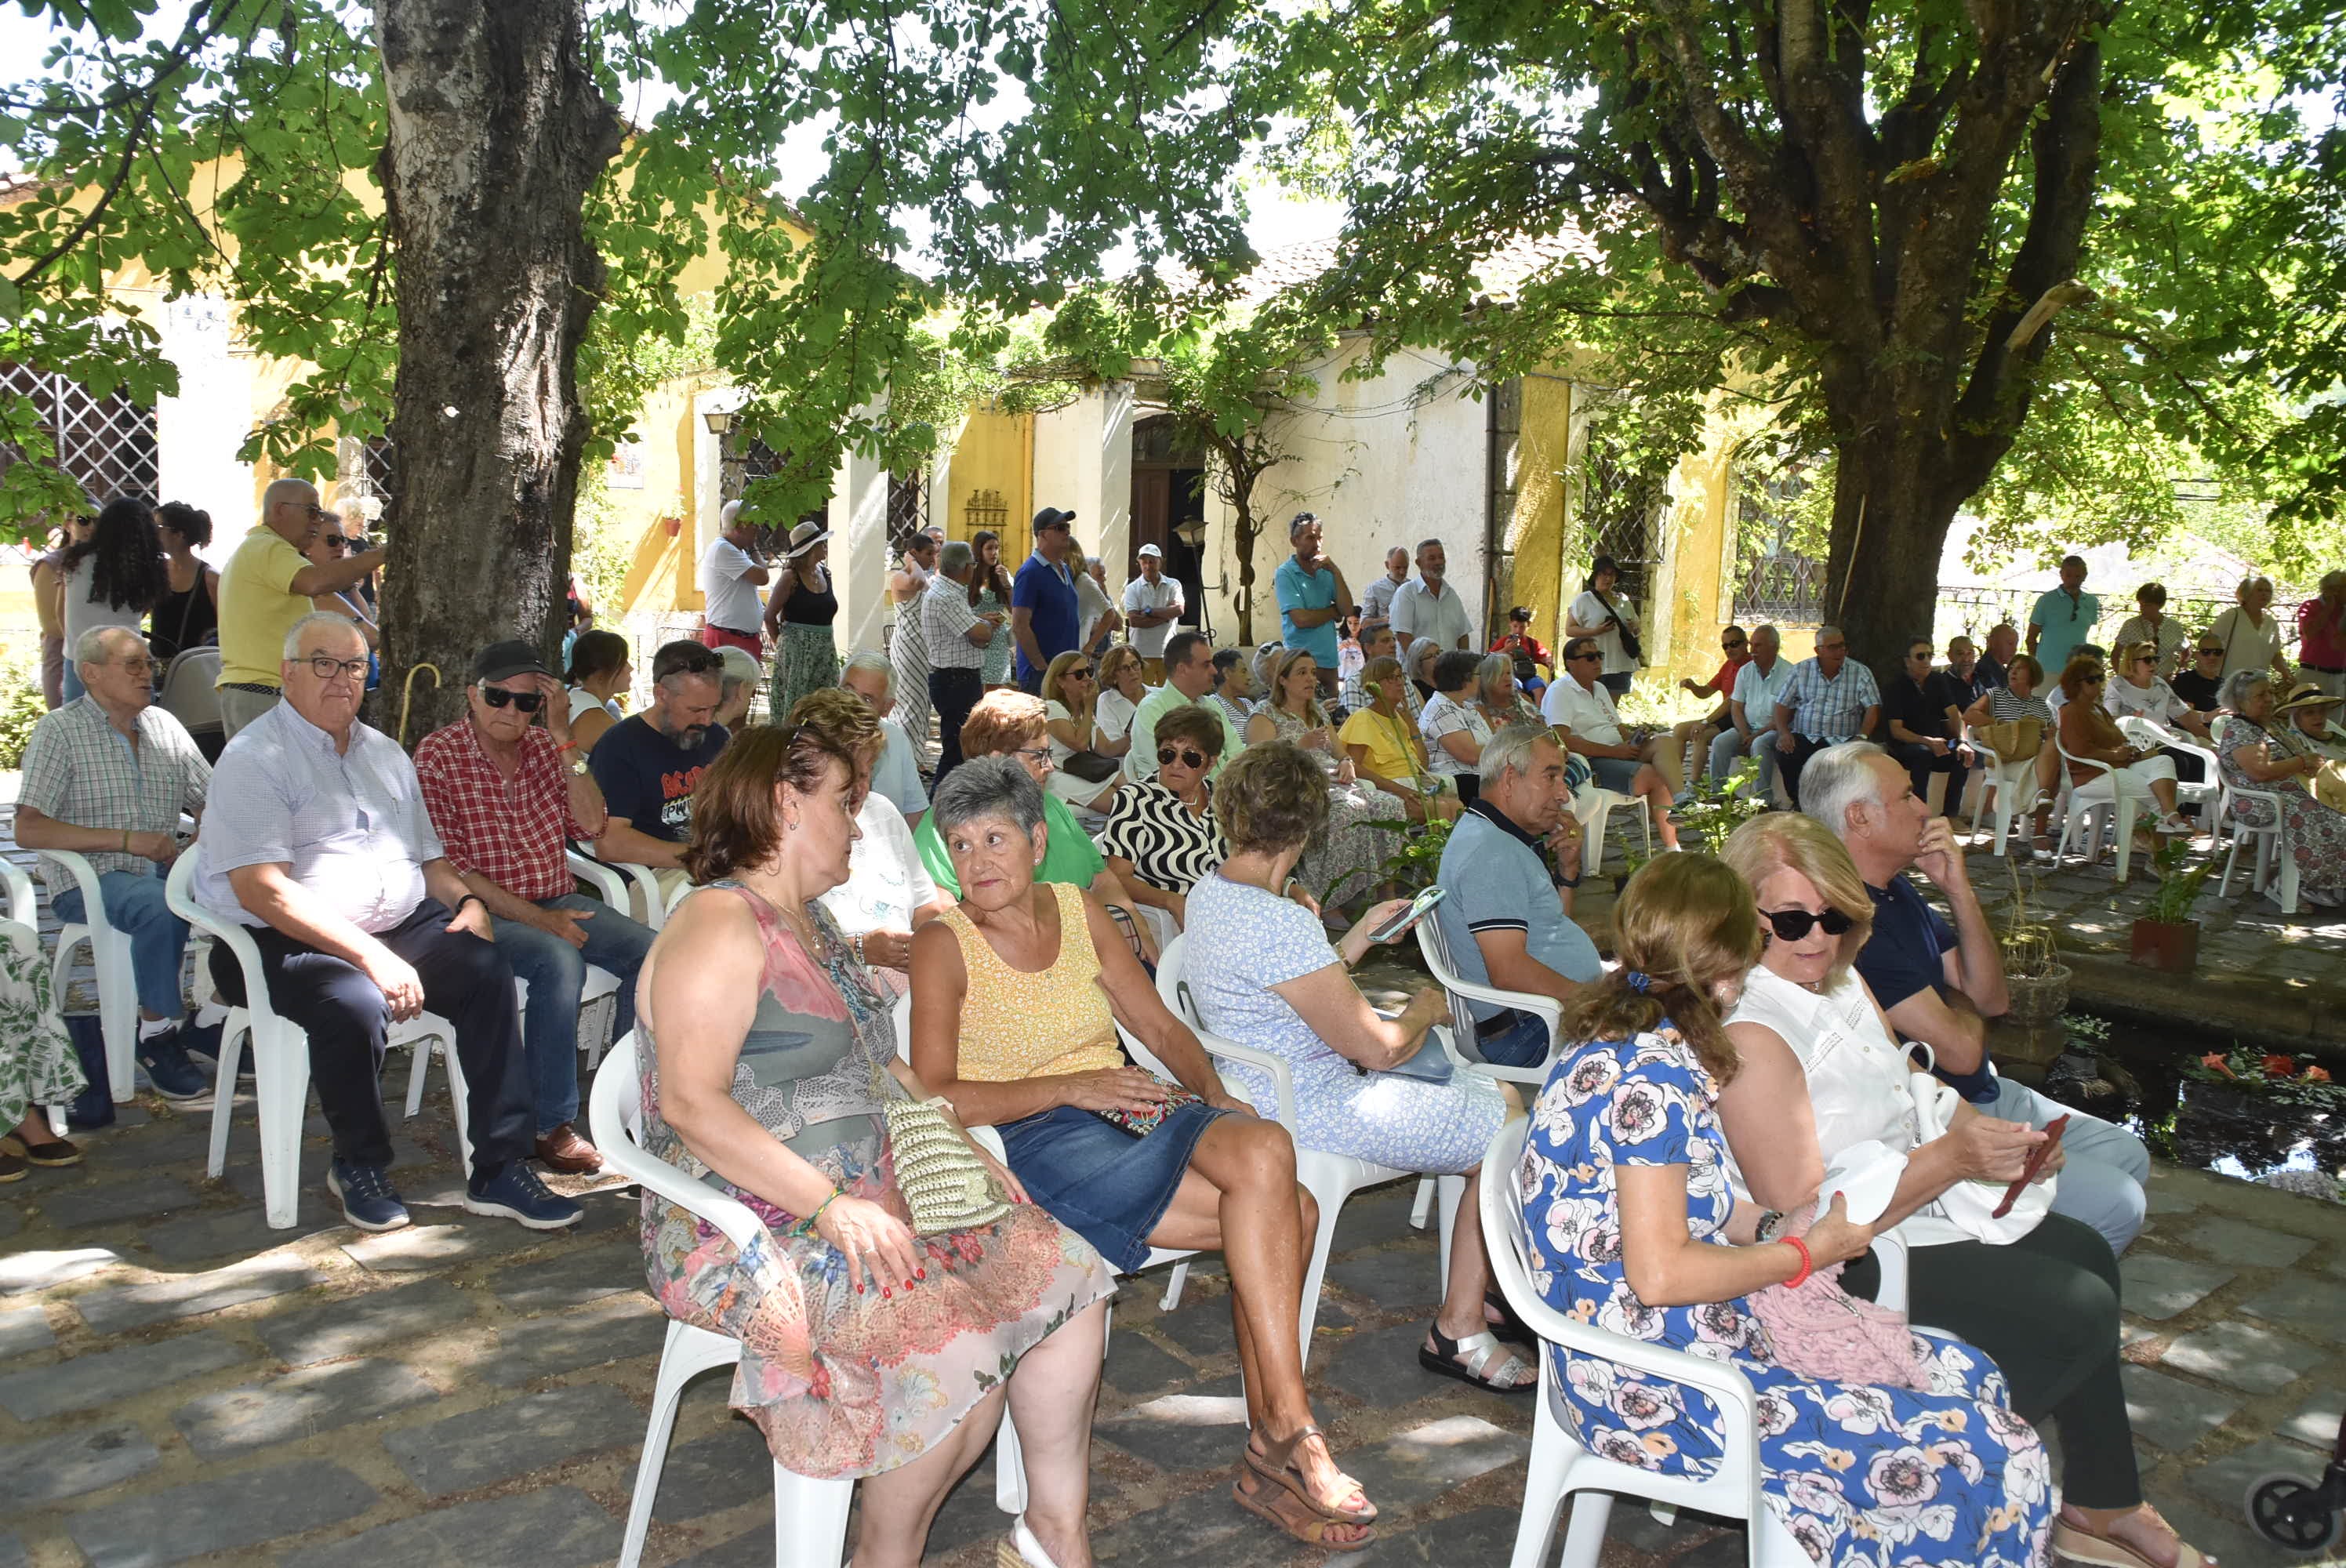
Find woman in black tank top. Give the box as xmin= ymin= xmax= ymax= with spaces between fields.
xmin=148 ymin=502 xmax=220 ymax=665
xmin=763 ymin=519 xmax=841 ymax=723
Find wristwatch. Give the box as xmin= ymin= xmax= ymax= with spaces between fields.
xmin=568 ymin=755 xmax=590 ymax=776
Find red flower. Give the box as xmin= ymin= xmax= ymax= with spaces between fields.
xmin=2262 ymin=1054 xmax=2300 ymax=1078
xmin=2199 ymin=1053 xmax=2235 ymax=1078
xmin=2306 ymin=1065 xmax=2333 ymax=1084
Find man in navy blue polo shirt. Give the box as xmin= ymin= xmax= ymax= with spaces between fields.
xmin=1433 ymin=721 xmax=1596 ymax=1068
xmin=1801 ymin=741 xmax=2148 ymax=1256
xmin=1010 ymin=506 xmax=1081 ymax=694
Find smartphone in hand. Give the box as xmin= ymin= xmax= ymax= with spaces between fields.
xmin=1992 ymin=1113 xmax=2068 ymax=1219
xmin=1365 ymin=885 xmax=1447 ymax=944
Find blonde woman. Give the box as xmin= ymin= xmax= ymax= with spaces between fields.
xmin=1040 ymin=650 xmax=1120 ymax=811
xmin=1245 ymin=648 xmax=1401 ymax=906
xmin=1471 ymin=652 xmax=1542 ymax=729
xmin=1335 ymin=655 xmax=1458 ymax=823
xmin=1092 ymin=645 xmax=1147 ymax=762
xmin=2203 ymin=575 xmax=2291 ymax=684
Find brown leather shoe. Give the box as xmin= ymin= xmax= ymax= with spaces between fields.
xmin=533 ymin=1123 xmax=605 ymax=1174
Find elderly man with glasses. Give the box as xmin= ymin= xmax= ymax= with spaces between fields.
xmin=15 ymin=626 xmax=214 ymax=1102
xmin=193 ymin=612 xmax=576 ymax=1234
xmin=413 ymin=640 xmax=658 ymax=1174
xmin=213 ymin=478 xmax=387 ymax=738
xmin=1771 ymin=625 xmax=1883 ymax=809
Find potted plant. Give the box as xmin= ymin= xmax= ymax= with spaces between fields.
xmin=1993 ymin=860 xmax=2071 ymax=1025
xmin=2128 ymin=838 xmax=2220 ymax=975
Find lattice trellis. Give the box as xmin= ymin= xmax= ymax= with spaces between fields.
xmin=885 ymin=468 xmax=926 ymax=557
xmin=1580 ymin=430 xmax=1666 ymax=604
xmin=736 ymin=437 xmax=830 ymax=552
xmin=0 ymin=361 xmax=159 ymax=505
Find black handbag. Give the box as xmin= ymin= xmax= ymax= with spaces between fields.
xmin=1595 ymin=588 xmax=1643 ymax=663
xmin=1060 ymin=750 xmax=1121 ymax=783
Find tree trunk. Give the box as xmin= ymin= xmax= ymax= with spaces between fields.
xmin=372 ymin=0 xmax=621 ymax=744
xmin=1823 ymin=434 xmax=1963 ymax=692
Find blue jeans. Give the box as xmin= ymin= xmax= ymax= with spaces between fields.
xmin=1707 ymin=727 xmax=1781 ymax=796
xmin=51 ymin=866 xmax=188 ymax=1018
xmin=1988 ymin=1075 xmax=2149 ymax=1257
xmin=60 ymin=662 xmax=86 ymax=704
xmin=489 ymin=893 xmax=656 ymax=1134
xmin=1467 ymin=1009 xmax=1551 ymax=1069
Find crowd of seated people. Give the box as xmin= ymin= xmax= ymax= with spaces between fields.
xmin=20 ymin=529 xmax=2310 ymax=1568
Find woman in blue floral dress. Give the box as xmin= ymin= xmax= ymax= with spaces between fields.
xmin=1519 ymin=855 xmax=2054 ymax=1568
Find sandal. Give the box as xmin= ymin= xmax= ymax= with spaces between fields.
xmin=2052 ymin=1508 xmax=2217 ymax=1568
xmin=1483 ymin=1287 xmax=1534 ymax=1345
xmin=1418 ymin=1324 xmax=1537 ymax=1392
xmin=1232 ymin=1464 xmax=1377 ymax=1548
xmin=2 ymin=1133 xmax=82 ymax=1169
xmin=1240 ymin=1425 xmax=1377 ymax=1525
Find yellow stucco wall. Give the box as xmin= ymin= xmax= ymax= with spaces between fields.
xmin=946 ymin=405 xmax=1033 ymax=563
xmin=1504 ymin=374 xmax=1573 ymax=656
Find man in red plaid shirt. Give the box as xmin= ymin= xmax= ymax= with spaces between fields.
xmin=414 ymin=639 xmax=656 ymax=1174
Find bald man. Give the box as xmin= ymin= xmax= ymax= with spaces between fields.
xmin=216 ymin=478 xmax=387 ymax=737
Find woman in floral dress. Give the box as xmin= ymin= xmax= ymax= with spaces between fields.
xmin=1244 ymin=648 xmax=1403 ymax=909
xmin=2217 ymin=671 xmax=2346 ymax=907
xmin=635 ymin=715 xmax=1115 ymax=1568
xmin=0 ymin=920 xmax=87 ymax=1181
xmin=972 ymin=530 xmax=1016 ymax=689
xmin=1519 ymin=855 xmax=2054 ymax=1568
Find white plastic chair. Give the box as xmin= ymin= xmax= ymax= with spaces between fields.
xmin=156 ymin=646 xmax=223 ymax=745
xmin=2216 ymin=780 xmax=2300 ymax=914
xmin=566 ymin=848 xmax=680 ymax=931
xmin=1967 ymin=750 xmax=2042 ymax=857
xmin=590 ymin=1030 xmax=1028 ymax=1568
xmin=1153 ymin=935 xmax=1465 ymax=1365
xmin=1571 ymin=785 xmax=1651 ymax=877
xmin=164 ymin=852 xmax=471 ymax=1228
xmin=2050 ymin=735 xmax=2144 ymax=883
xmin=1413 ymin=915 xmax=1563 ymax=1090
xmin=38 ymin=849 xmax=141 ymax=1105
xmin=2117 ymin=716 xmax=2221 ymax=818
xmin=1482 ymin=1116 xmax=1807 ymax=1568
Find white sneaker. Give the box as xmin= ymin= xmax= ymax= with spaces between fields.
xmin=2155 ymin=812 xmax=2192 ymax=835
xmin=997 ymin=1517 xmax=1062 ymax=1568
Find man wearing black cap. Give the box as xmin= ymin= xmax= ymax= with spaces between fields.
xmin=1011 ymin=506 xmax=1082 ymax=694
xmin=413 ymin=639 xmax=658 ymax=1174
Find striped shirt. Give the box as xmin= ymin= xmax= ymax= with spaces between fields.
xmin=18 ymin=698 xmax=210 ymax=885
xmin=921 ymin=575 xmax=987 ymax=671
xmin=1778 ymin=658 xmax=1882 ymax=741
xmin=1098 ymin=779 xmax=1227 ymax=895
xmin=193 ymin=701 xmax=444 ymax=932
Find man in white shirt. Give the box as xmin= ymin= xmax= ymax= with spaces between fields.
xmin=1120 ymin=543 xmax=1185 ymax=681
xmin=1710 ymin=623 xmax=1794 ymax=799
xmin=696 ymin=500 xmax=770 ymax=658
xmin=1389 ymin=537 xmax=1473 ymax=651
xmin=1541 ymin=637 xmax=1680 ymax=848
xmin=1077 ymin=554 xmax=1122 ymax=657
xmin=1360 ymin=546 xmax=1411 ymax=625
xmin=841 ymin=652 xmax=929 ymax=828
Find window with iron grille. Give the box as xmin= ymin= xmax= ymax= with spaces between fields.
xmin=736 ymin=437 xmax=829 ymax=552
xmin=885 ymin=468 xmax=927 ymax=557
xmin=1730 ymin=459 xmax=1825 ymax=623
xmin=0 ymin=362 xmax=159 ymax=505
xmin=1579 ymin=429 xmax=1665 ymax=604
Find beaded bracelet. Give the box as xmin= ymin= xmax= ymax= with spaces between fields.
xmin=795 ymin=1189 xmax=844 ymax=1236
xmin=1782 ymin=1234 xmax=1814 ymax=1289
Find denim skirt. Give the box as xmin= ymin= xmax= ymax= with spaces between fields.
xmin=995 ymin=1102 xmax=1231 ymax=1272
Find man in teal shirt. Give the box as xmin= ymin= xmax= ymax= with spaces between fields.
xmin=1127 ymin=630 xmax=1242 ymax=782
xmin=1273 ymin=512 xmax=1349 ymax=698
xmin=2027 ymin=555 xmax=2100 ymax=677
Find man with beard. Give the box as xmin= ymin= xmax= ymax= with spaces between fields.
xmin=586 ymin=639 xmax=729 ymax=904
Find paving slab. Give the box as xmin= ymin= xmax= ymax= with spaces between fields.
xmin=1319 ymin=1320 xmax=1457 ymax=1410
xmin=256 ymin=1277 xmax=479 ymax=1365
xmin=2117 ymin=1251 xmax=2235 ymax=1321
xmin=65 ymin=1458 xmax=377 ymax=1567
xmin=2182 ymin=1437 xmax=2339 ymax=1523
xmin=2283 ymin=1392 xmax=2344 ymax=1453
xmin=474 ymin=1294 xmax=666 ymax=1386
xmin=74 ymin=1254 xmax=329 ymax=1333
xmin=0 ymin=1246 xmax=119 ymax=1294
xmin=641 ymin=1414 xmax=777 ymax=1519
xmin=2161 ymin=1319 xmax=2328 ymax=1395
xmin=1334 ymin=1504 xmax=1523 ymax=1566
xmin=385 ymin=1382 xmax=643 ymax=1497
xmin=340 ymin=1218 xmax=536 ymax=1272
xmin=2172 ymin=1217 xmax=2316 ymax=1270
xmin=1151 ymin=1301 xmax=1238 ymax=1362
xmin=2237 ymin=1273 xmax=2346 ymax=1342
xmin=136 ymin=1204 xmax=336 ymax=1265
xmin=670 ymin=1526 xmax=783 ymax=1568
xmin=2121 ymin=1364 xmax=2242 ymax=1454
xmin=38 ymin=1176 xmax=203 ymax=1229
xmin=0 ymin=1422 xmax=162 ymax=1508
xmin=0 ymin=1533 xmax=23 ymax=1568
xmin=1096 ymin=1387 xmax=1252 ymax=1473
xmin=277 ymin=1483 xmax=620 ymax=1568
xmin=1093 ymin=1470 xmax=1302 ymax=1566
xmin=1102 ymin=1328 xmax=1194 ymax=1396
xmin=0 ymin=1328 xmax=247 ymax=1420
xmin=485 ymin=1241 xmax=640 ymax=1310
xmin=171 ymin=1356 xmax=440 ymax=1459
xmin=1338 ymin=1414 xmax=1530 ymax=1510
xmin=0 ymin=1305 xmax=53 ymax=1359
xmin=1322 ymin=1247 xmax=1444 ymax=1311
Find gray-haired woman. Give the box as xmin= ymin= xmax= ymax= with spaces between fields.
xmin=2217 ymin=670 xmax=2346 ymax=907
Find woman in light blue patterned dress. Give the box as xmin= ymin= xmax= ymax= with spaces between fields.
xmin=1520 ymin=855 xmax=2053 ymax=1568
xmin=972 ymin=530 xmax=1015 ymax=688
xmin=1184 ymin=742 xmax=1531 ymax=1392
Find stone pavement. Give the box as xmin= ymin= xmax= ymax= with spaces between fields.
xmin=2 ymin=1069 xmax=2341 ymax=1568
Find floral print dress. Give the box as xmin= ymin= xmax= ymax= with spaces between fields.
xmin=2217 ymin=718 xmax=2346 ymax=904
xmin=1261 ymin=705 xmax=1404 ymax=906
xmin=0 ymin=925 xmax=85 ymax=1130
xmin=1520 ymin=1028 xmax=2054 ymax=1567
xmin=638 ymin=884 xmax=1114 ymax=1479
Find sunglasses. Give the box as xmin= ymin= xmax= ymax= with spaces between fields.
xmin=2197 ymin=648 xmax=2223 ymax=656
xmin=1157 ymin=745 xmax=1208 ymax=770
xmin=1760 ymin=906 xmax=1855 ymax=942
xmin=322 ymin=535 xmax=347 ymax=548
xmin=478 ymin=685 xmax=546 ymax=712
xmin=1567 ymin=652 xmax=1601 ymax=663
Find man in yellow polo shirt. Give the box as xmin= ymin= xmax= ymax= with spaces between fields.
xmin=216 ymin=478 xmax=387 ymax=737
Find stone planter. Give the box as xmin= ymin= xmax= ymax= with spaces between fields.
xmin=2128 ymin=917 xmax=2200 ymax=975
xmin=2003 ymin=964 xmax=2072 ymax=1027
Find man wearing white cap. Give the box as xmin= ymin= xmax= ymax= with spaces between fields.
xmin=1122 ymin=543 xmax=1184 ymax=682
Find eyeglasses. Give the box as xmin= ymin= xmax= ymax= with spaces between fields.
xmin=658 ymin=648 xmax=721 ymax=677
xmin=1760 ymin=906 xmax=1855 ymax=942
xmin=2082 ymin=676 xmax=2106 ymax=686
xmin=478 ymin=684 xmax=546 ymax=712
xmin=1819 ymin=641 xmax=1847 ymax=652
xmin=113 ymin=658 xmax=154 ymax=677
xmin=303 ymin=655 xmax=369 ymax=681
xmin=1014 ymin=744 xmax=1051 ymax=764
xmin=1157 ymin=746 xmax=1208 ymax=770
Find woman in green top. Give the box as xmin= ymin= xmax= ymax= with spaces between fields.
xmin=914 ymin=690 xmax=1161 ymax=960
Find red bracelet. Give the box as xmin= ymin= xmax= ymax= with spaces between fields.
xmin=1783 ymin=1236 xmax=1814 ymax=1289
xmin=555 ymin=740 xmax=578 ymax=755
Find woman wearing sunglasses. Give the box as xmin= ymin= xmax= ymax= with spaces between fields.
xmin=1097 ymin=705 xmax=1228 ymax=931
xmin=1713 ymin=814 xmax=2206 ymax=1568
xmin=303 ymin=517 xmax=380 ymax=688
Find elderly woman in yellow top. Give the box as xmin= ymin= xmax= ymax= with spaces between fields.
xmin=909 ymin=756 xmax=1382 ymax=1551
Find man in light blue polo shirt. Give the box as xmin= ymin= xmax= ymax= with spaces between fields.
xmin=1433 ymin=721 xmax=1600 ymax=1068
xmin=2027 ymin=554 xmax=2101 ymax=677
xmin=1711 ymin=622 xmax=1794 ymax=797
xmin=1273 ymin=511 xmax=1349 ymax=699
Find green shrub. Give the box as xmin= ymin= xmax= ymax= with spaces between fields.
xmin=0 ymin=648 xmax=45 ymax=768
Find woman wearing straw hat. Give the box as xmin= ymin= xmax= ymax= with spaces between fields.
xmin=764 ymin=519 xmax=841 ymax=724
xmin=2217 ymin=673 xmax=2346 ymax=908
